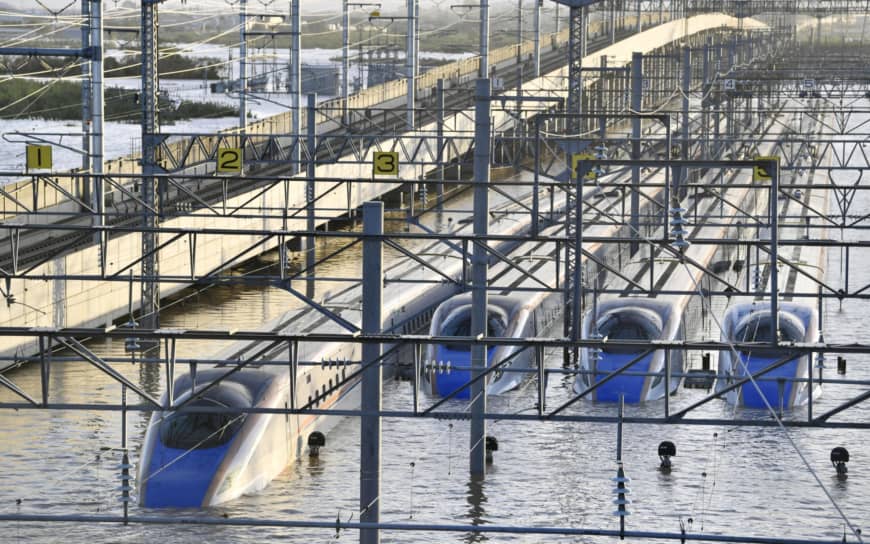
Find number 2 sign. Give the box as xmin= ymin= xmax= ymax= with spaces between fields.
xmin=217 ymin=148 xmax=242 ymax=173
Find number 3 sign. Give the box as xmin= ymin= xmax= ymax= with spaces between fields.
xmin=372 ymin=151 xmax=399 ymax=176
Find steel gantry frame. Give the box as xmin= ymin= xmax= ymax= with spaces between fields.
xmin=2 ymin=2 xmax=870 ymax=543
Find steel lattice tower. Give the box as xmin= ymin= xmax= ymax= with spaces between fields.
xmin=140 ymin=0 xmax=164 ymax=332
xmin=552 ymin=0 xmax=601 ymax=361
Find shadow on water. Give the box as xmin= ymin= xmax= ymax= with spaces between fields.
xmin=465 ymin=474 xmax=489 ymax=543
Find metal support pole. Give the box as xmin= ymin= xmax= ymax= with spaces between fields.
xmin=567 ymin=5 xmax=584 ymax=133
xmin=479 ymin=0 xmax=489 ymax=78
xmin=630 ymin=51 xmax=642 ymax=255
xmin=81 ymin=0 xmax=91 ymax=179
xmin=342 ymin=0 xmax=350 ymax=125
xmin=681 ymin=46 xmax=690 ymax=188
xmin=406 ymin=0 xmax=416 ymax=130
xmin=360 ymin=201 xmax=383 ymax=544
xmin=770 ymin=159 xmax=779 ymax=344
xmin=436 ymin=78 xmax=445 ymax=209
xmin=121 ymin=384 xmax=129 ymax=524
xmin=598 ymin=56 xmax=607 ymax=139
xmin=533 ymin=117 xmax=541 ymax=237
xmin=702 ymin=37 xmax=711 ymax=159
xmin=239 ymin=0 xmax=247 ymax=133
xmin=517 ymin=0 xmax=523 ymax=62
xmin=91 ymin=1 xmax=105 ymax=238
xmin=470 ymin=78 xmax=491 ymax=477
xmin=290 ymin=0 xmax=301 ymax=173
xmin=533 ymin=0 xmax=541 ymax=76
xmin=306 ymin=93 xmax=317 ymax=299
xmin=713 ymin=42 xmax=721 ymax=160
xmin=636 ymin=0 xmax=642 ymax=33
xmin=140 ymin=0 xmax=161 ymax=332
xmin=555 ymin=2 xmax=560 ymax=34
xmin=610 ymin=0 xmax=616 ymax=43
xmin=91 ymin=0 xmax=104 ymax=222
xmin=415 ymin=0 xmax=420 ymax=77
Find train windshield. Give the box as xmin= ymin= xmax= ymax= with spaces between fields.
xmin=735 ymin=313 xmax=805 ymax=346
xmin=159 ymin=398 xmax=246 ymax=450
xmin=441 ymin=309 xmax=508 ymax=338
xmin=597 ymin=310 xmax=662 ymax=354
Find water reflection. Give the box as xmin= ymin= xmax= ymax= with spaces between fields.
xmin=464 ymin=475 xmax=488 ymax=543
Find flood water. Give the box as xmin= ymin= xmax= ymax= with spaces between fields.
xmin=0 ymin=134 xmax=869 ymax=542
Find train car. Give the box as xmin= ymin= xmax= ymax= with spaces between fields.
xmin=715 ymin=165 xmax=828 ymax=410
xmin=136 ymin=178 xmax=583 ymax=507
xmin=574 ymin=105 xmax=809 ymax=403
xmin=575 ymin=169 xmax=766 ymax=402
xmin=423 ymin=165 xmax=670 ymax=399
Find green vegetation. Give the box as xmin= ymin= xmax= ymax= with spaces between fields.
xmin=105 ymin=54 xmax=223 ymax=79
xmin=0 ymin=54 xmax=222 ymax=80
xmin=0 ymin=79 xmax=238 ymax=122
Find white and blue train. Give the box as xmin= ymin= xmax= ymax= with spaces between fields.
xmin=423 ymin=168 xmax=670 ymax=398
xmin=573 ymin=105 xmax=820 ymax=403
xmin=575 ymin=167 xmax=766 ymax=402
xmin=714 ymin=169 xmax=827 ymax=410
xmin=715 ymin=302 xmax=820 ymax=409
xmin=137 ymin=182 xmax=560 ymax=507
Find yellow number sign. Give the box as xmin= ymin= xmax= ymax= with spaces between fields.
xmin=571 ymin=152 xmax=596 ymax=180
xmin=26 ymin=145 xmax=52 ymax=170
xmin=753 ymin=155 xmax=779 ymax=182
xmin=373 ymin=151 xmax=399 ymax=176
xmin=217 ymin=148 xmax=243 ymax=173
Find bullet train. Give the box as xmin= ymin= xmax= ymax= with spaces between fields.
xmin=424 ymin=285 xmax=561 ymax=398
xmin=574 ymin=106 xmax=809 ymax=403
xmin=137 ymin=182 xmax=563 ymax=508
xmin=714 ymin=170 xmax=827 ymax=410
xmin=137 ymin=111 xmax=702 ymax=504
xmin=575 ymin=167 xmax=767 ymax=402
xmin=423 ymin=166 xmax=670 ymax=399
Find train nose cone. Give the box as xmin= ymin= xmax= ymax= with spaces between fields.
xmin=140 ymin=441 xmax=229 ymax=508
